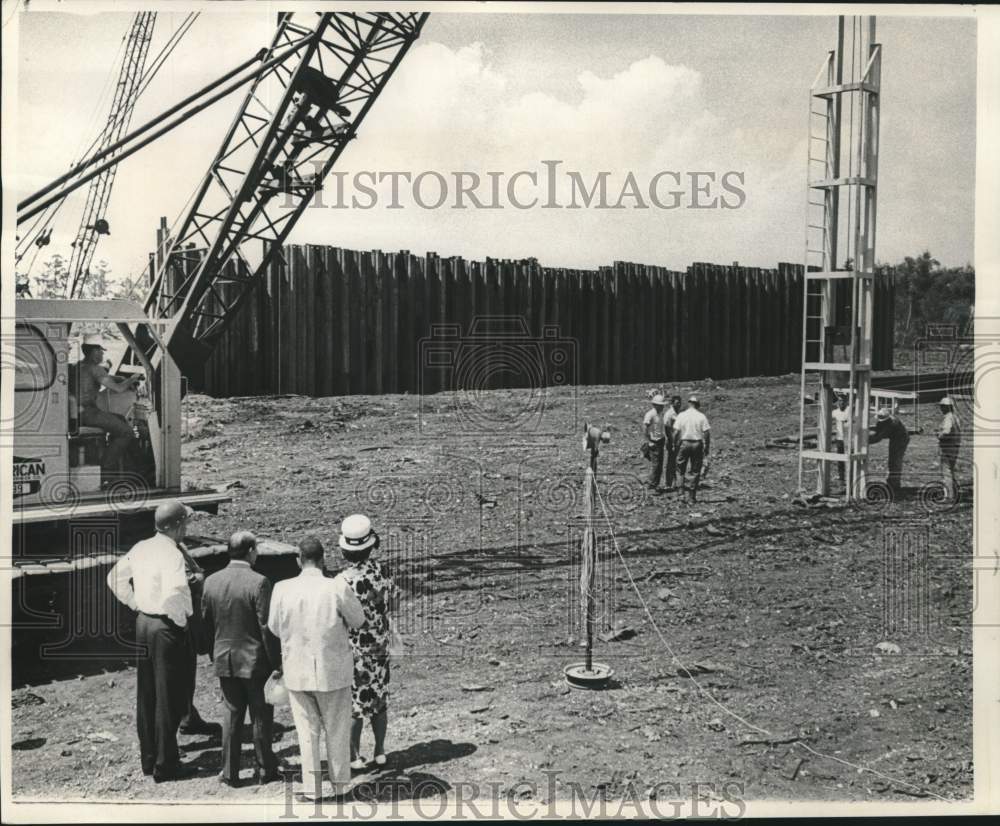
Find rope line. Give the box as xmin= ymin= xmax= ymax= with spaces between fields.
xmin=590 ymin=474 xmax=950 ymax=801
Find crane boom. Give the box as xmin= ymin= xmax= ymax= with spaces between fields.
xmin=140 ymin=11 xmax=429 ymax=378
xmin=68 ymin=12 xmax=157 ymax=299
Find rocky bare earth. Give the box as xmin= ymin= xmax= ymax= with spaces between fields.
xmin=10 ymin=374 xmax=974 ymax=803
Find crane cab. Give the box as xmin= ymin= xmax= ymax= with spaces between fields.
xmin=12 ymin=299 xmax=229 ymax=530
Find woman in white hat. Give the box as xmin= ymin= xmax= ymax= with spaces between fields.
xmin=338 ymin=514 xmax=396 ymax=770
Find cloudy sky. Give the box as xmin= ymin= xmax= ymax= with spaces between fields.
xmin=13 ymin=8 xmax=976 ymax=284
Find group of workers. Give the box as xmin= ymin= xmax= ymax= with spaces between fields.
xmin=106 ymin=502 xmax=396 ymax=800
xmin=642 ymin=392 xmax=711 ymax=503
xmin=866 ymin=394 xmax=964 ymax=500
xmin=642 ymin=389 xmax=963 ymax=501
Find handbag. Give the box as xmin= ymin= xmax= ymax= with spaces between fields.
xmin=264 ymin=672 xmax=289 ymax=706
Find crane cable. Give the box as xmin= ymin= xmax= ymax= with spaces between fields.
xmin=17 ymin=13 xmax=199 ymax=287
xmin=70 ymin=13 xmax=201 ymax=298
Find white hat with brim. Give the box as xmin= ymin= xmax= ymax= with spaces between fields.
xmin=82 ymin=333 xmax=106 ymax=349
xmin=939 ymin=396 xmax=954 ymax=407
xmin=650 ymin=393 xmax=666 ymax=406
xmin=339 ymin=513 xmax=378 ymax=552
xmin=688 ymin=395 xmax=699 ymax=404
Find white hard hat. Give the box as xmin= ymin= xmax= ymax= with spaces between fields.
xmin=688 ymin=394 xmax=700 ymax=404
xmin=339 ymin=513 xmax=378 ymax=552
xmin=939 ymin=396 xmax=954 ymax=407
xmin=82 ymin=333 xmax=106 ymax=349
xmin=650 ymin=393 xmax=666 ymax=406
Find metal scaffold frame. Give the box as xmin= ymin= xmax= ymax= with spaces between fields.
xmin=798 ymin=16 xmax=882 ymax=501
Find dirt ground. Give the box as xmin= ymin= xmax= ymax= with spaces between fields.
xmin=10 ymin=373 xmax=974 ymax=804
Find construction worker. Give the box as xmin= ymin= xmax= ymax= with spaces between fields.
xmin=831 ymin=393 xmax=850 ymax=485
xmin=936 ymin=396 xmax=962 ymax=501
xmin=869 ymin=407 xmax=909 ymax=494
xmin=642 ymin=392 xmax=668 ymax=492
xmin=71 ymin=334 xmax=140 ymax=484
xmin=672 ymin=395 xmax=711 ymax=504
xmin=664 ymin=395 xmax=682 ymax=489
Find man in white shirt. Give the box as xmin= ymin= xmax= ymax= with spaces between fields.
xmin=937 ymin=396 xmax=962 ymax=501
xmin=642 ymin=392 xmax=668 ymax=492
xmin=267 ymin=536 xmax=365 ymax=801
xmin=671 ymin=395 xmax=711 ymax=504
xmin=831 ymin=393 xmax=851 ymax=485
xmin=106 ymin=500 xmax=197 ymax=782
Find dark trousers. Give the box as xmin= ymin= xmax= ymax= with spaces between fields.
xmin=647 ymin=439 xmax=665 ymax=488
xmin=834 ymin=439 xmax=845 ymax=483
xmin=136 ymin=614 xmax=188 ymax=776
xmin=677 ymin=440 xmax=705 ymax=499
xmin=80 ymin=406 xmax=134 ymax=474
xmin=887 ymin=436 xmax=908 ymax=491
xmin=180 ymin=631 xmax=199 ymax=728
xmin=665 ymin=440 xmax=678 ymax=487
xmin=219 ymin=676 xmax=276 ymax=782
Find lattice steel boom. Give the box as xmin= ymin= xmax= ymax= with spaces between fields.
xmin=142 ymin=12 xmax=429 ymax=378
xmin=67 ymin=12 xmax=157 ymax=299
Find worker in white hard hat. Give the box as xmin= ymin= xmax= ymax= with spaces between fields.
xmin=937 ymin=396 xmax=962 ymax=501
xmin=869 ymin=407 xmax=909 ymax=494
xmin=337 ymin=514 xmax=397 ymax=771
xmin=642 ymin=391 xmax=669 ymax=492
xmin=73 ymin=333 xmax=141 ymax=484
xmin=671 ymin=395 xmax=711 ymax=504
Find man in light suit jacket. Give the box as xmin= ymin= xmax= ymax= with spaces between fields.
xmin=202 ymin=531 xmax=282 ymax=786
xmin=267 ymin=536 xmax=365 ymax=801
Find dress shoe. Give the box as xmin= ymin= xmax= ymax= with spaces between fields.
xmin=153 ymin=762 xmax=199 ymax=783
xmin=217 ymin=772 xmax=238 ymax=787
xmin=179 ymin=719 xmax=222 ymax=737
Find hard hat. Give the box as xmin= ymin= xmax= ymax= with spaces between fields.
xmin=688 ymin=394 xmax=700 ymax=404
xmin=82 ymin=333 xmax=106 ymax=349
xmin=939 ymin=396 xmax=954 ymax=407
xmin=650 ymin=393 xmax=666 ymax=406
xmin=339 ymin=513 xmax=378 ymax=552
xmin=876 ymin=408 xmax=891 ymax=421
xmin=154 ymin=500 xmax=194 ymax=531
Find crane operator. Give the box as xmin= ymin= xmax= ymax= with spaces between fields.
xmin=72 ymin=333 xmax=141 ymax=485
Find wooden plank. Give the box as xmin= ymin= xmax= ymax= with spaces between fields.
xmin=302 ymin=246 xmax=317 ymax=396
xmin=396 ymin=251 xmax=413 ymax=394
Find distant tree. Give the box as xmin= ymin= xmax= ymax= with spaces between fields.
xmin=880 ymin=251 xmax=974 ymax=347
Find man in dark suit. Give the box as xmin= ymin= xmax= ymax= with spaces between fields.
xmin=202 ymin=531 xmax=282 ymax=786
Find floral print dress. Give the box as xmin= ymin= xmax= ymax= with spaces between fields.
xmin=342 ymin=558 xmax=395 ymax=719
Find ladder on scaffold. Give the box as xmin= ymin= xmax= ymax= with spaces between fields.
xmin=797 ymin=16 xmax=882 ymax=502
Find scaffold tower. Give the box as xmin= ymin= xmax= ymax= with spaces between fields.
xmin=798 ymin=16 xmax=882 ymax=500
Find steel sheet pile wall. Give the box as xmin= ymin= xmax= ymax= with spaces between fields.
xmin=200 ymin=245 xmax=894 ymax=397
